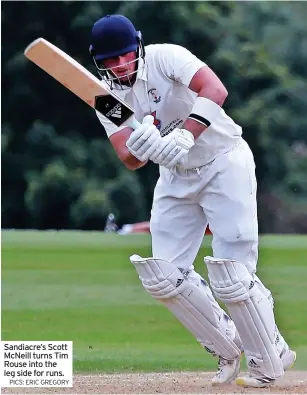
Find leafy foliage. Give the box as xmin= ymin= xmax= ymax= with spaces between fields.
xmin=2 ymin=1 xmax=307 ymax=231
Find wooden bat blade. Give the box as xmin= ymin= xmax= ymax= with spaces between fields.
xmin=24 ymin=38 xmax=137 ymax=127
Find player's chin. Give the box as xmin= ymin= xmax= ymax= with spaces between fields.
xmin=117 ymin=76 xmax=129 ymax=82
xmin=116 ymin=75 xmax=136 ymax=86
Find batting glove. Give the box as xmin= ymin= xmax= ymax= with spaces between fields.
xmin=149 ymin=128 xmax=195 ymax=168
xmin=126 ymin=115 xmax=161 ymax=162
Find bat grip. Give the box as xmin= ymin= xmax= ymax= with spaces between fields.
xmin=127 ymin=116 xmax=141 ymax=130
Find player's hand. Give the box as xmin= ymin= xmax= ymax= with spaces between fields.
xmin=126 ymin=115 xmax=161 ymax=161
xmin=149 ymin=128 xmax=195 ymax=168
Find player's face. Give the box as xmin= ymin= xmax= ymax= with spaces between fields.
xmin=103 ymin=51 xmax=137 ymax=82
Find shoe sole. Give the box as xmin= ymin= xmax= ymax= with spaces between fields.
xmin=236 ymin=377 xmax=275 ymax=388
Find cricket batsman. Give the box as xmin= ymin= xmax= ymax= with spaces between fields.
xmin=89 ymin=14 xmax=296 ymax=387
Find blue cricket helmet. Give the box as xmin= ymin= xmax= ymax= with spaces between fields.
xmin=90 ymin=14 xmax=140 ymax=60
xmin=89 ymin=14 xmax=145 ymax=89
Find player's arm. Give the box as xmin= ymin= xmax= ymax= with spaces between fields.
xmin=159 ymin=44 xmax=228 ymax=140
xmin=97 ymin=112 xmax=161 ymax=171
xmin=182 ymin=66 xmax=228 ymax=139
xmin=189 ymin=65 xmax=228 ymax=107
xmin=109 ymin=127 xmax=148 ymax=170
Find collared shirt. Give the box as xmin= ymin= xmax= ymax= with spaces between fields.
xmin=96 ymin=43 xmax=242 ymax=169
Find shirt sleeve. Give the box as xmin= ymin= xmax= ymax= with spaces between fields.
xmin=95 ymin=110 xmax=125 ymax=138
xmin=156 ymin=44 xmax=206 ymax=87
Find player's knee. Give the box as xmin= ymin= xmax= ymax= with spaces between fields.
xmin=129 ymin=254 xmax=185 ymax=300
xmin=204 ymin=256 xmax=254 ymax=304
xmin=213 ymin=218 xmax=258 ymax=259
xmin=212 ymin=237 xmax=258 ymax=274
xmin=214 ymin=218 xmax=257 ymax=243
xmin=149 ymin=223 xmax=192 ymax=268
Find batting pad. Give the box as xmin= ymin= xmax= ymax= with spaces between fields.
xmin=205 ymin=256 xmax=284 ymax=379
xmin=130 ymin=254 xmax=241 ymax=360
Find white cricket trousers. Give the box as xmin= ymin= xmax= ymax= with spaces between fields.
xmin=150 ymin=138 xmax=259 ymax=274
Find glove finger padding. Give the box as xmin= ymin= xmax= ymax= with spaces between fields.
xmin=163 ymin=148 xmax=189 ymax=168
xmin=135 ymin=128 xmax=161 ymax=157
xmin=126 ymin=124 xmax=149 ymax=147
xmin=159 ymin=144 xmax=188 ymax=167
xmin=175 ymin=129 xmax=195 ymax=150
xmin=150 ymin=137 xmax=176 ymax=163
xmin=126 ymin=115 xmax=154 ymax=148
xmin=138 ymin=135 xmax=162 ymax=160
xmin=127 ymin=126 xmax=155 ymax=151
xmin=157 ymin=129 xmax=194 ymax=168
xmin=149 ymin=133 xmax=190 ymax=168
xmin=159 ymin=145 xmax=181 ymax=166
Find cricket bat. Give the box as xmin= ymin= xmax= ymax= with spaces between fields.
xmin=24 ymin=37 xmax=140 ymax=129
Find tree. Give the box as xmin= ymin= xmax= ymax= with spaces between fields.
xmin=2 ymin=1 xmax=307 ymax=232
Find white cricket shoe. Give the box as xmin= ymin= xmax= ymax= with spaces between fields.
xmin=281 ymin=348 xmax=296 ymax=370
xmin=236 ymin=348 xmax=296 ymax=388
xmin=236 ymin=374 xmax=275 ymax=388
xmin=212 ymin=355 xmax=241 ymax=385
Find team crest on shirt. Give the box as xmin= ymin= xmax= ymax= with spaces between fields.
xmin=151 ymin=111 xmax=161 ymax=130
xmin=148 ymin=88 xmax=161 ymax=104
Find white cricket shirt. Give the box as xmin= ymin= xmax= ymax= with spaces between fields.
xmin=96 ymin=44 xmax=242 ymax=169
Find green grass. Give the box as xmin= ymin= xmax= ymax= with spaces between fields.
xmin=1 ymin=231 xmax=307 ymax=372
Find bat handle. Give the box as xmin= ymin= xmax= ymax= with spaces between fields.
xmin=127 ymin=116 xmax=141 ymax=130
